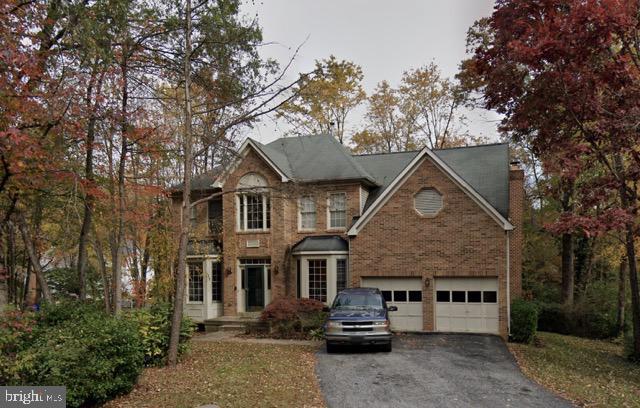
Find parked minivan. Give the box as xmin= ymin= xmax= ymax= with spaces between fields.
xmin=323 ymin=287 xmax=397 ymax=353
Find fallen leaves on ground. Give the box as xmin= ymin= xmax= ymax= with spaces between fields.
xmin=509 ymin=332 xmax=640 ymax=408
xmin=105 ymin=341 xmax=325 ymax=408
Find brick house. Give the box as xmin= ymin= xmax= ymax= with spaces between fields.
xmin=174 ymin=134 xmax=523 ymax=339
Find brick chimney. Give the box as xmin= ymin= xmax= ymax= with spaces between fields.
xmin=509 ymin=162 xmax=525 ymax=299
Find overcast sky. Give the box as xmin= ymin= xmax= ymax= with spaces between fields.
xmin=240 ymin=0 xmax=502 ymax=145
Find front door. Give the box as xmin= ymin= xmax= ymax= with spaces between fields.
xmin=245 ymin=266 xmax=264 ymax=311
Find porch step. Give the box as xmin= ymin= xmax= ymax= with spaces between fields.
xmin=203 ymin=316 xmax=268 ymax=333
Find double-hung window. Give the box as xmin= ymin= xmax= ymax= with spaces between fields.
xmin=298 ymin=196 xmax=316 ymax=230
xmin=328 ymin=192 xmax=347 ymax=229
xmin=336 ymin=258 xmax=347 ymax=292
xmin=237 ymin=193 xmax=270 ymax=231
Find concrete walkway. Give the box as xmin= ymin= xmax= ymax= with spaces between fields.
xmin=193 ymin=330 xmax=322 ymax=347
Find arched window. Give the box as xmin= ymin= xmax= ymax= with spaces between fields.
xmin=236 ymin=173 xmax=270 ymax=231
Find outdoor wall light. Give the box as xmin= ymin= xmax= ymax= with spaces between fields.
xmin=424 ymin=278 xmax=431 ymax=287
xmin=225 ymin=267 xmax=232 ymax=276
xmin=273 ymin=266 xmax=279 ymax=275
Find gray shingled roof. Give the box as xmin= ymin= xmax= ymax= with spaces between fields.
xmin=171 ymin=169 xmax=220 ymax=192
xmin=353 ymin=151 xmax=419 ymax=210
xmin=434 ymin=144 xmax=510 ymax=218
xmin=291 ymin=235 xmax=348 ymax=253
xmin=178 ymin=135 xmax=510 ymax=220
xmin=353 ymin=143 xmax=510 ymax=218
xmin=258 ymin=134 xmax=376 ymax=184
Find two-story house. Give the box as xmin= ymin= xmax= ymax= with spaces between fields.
xmin=173 ymin=133 xmax=523 ymax=339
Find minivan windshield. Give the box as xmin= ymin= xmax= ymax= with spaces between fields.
xmin=332 ymin=292 xmax=384 ymax=310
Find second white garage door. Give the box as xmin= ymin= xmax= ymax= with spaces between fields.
xmin=435 ymin=278 xmax=499 ymax=334
xmin=361 ymin=277 xmax=423 ymax=331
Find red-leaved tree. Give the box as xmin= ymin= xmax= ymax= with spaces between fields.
xmin=463 ymin=0 xmax=640 ymax=356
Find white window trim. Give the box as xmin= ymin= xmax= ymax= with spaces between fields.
xmin=298 ymin=196 xmax=317 ymax=232
xmin=326 ymin=191 xmax=348 ymax=231
xmin=236 ymin=192 xmax=270 ymax=232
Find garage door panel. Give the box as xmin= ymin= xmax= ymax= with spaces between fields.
xmin=361 ymin=277 xmax=423 ymax=332
xmin=435 ymin=278 xmax=499 ymax=335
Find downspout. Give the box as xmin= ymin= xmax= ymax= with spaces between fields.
xmin=506 ymin=230 xmax=511 ymax=337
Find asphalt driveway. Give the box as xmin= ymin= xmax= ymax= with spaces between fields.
xmin=316 ymin=334 xmax=572 ymax=408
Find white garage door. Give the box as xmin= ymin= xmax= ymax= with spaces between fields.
xmin=361 ymin=277 xmax=423 ymax=331
xmin=435 ymin=278 xmax=499 ymax=334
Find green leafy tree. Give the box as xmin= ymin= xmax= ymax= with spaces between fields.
xmin=278 ymin=56 xmax=366 ymax=144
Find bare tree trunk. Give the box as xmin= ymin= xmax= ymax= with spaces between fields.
xmin=112 ymin=56 xmax=129 ymax=315
xmin=560 ymin=183 xmax=574 ymax=305
xmin=618 ymin=256 xmax=627 ymax=335
xmin=14 ymin=211 xmax=51 ymax=301
xmin=92 ymin=225 xmax=111 ymax=313
xmin=77 ymin=70 xmax=103 ymax=301
xmin=561 ymin=232 xmax=574 ymax=304
xmin=168 ymin=0 xmax=194 ymax=366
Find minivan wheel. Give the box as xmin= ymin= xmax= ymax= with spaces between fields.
xmin=326 ymin=341 xmax=337 ymax=353
xmin=381 ymin=342 xmax=392 ymax=352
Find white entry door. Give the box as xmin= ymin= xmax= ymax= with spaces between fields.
xmin=435 ymin=278 xmax=499 ymax=334
xmin=361 ymin=277 xmax=423 ymax=331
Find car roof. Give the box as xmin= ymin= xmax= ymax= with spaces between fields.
xmin=338 ymin=287 xmax=381 ymax=294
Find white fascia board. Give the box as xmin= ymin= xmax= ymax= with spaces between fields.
xmin=348 ymin=147 xmax=514 ymax=236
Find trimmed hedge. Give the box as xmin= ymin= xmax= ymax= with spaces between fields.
xmin=511 ymin=298 xmax=538 ymax=344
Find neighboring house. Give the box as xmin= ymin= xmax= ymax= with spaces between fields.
xmin=172 ymin=134 xmax=523 ymax=339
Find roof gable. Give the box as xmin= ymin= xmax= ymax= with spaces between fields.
xmin=348 ymin=145 xmax=514 ymax=235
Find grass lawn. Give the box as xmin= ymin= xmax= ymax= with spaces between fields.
xmin=105 ymin=341 xmax=325 ymax=408
xmin=509 ymin=332 xmax=640 ymax=407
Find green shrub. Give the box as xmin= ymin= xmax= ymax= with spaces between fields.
xmin=127 ymin=303 xmax=195 ymax=366
xmin=0 ymin=309 xmax=38 ymax=384
xmin=37 ymin=300 xmax=104 ymax=328
xmin=261 ymin=298 xmax=326 ymax=337
xmin=537 ymin=300 xmax=618 ymax=339
xmin=511 ymin=298 xmax=538 ymax=344
xmin=13 ymin=313 xmax=144 ymax=408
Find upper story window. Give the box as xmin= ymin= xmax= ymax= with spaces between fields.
xmin=298 ymin=196 xmax=316 ymax=230
xmin=208 ymin=199 xmax=222 ymax=235
xmin=328 ymin=192 xmax=347 ymax=229
xmin=236 ymin=173 xmax=270 ymax=232
xmin=414 ymin=188 xmax=443 ymax=216
xmin=189 ymin=206 xmax=197 ymax=228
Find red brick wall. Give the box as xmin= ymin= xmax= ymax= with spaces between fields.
xmin=349 ymin=155 xmax=511 ymax=338
xmin=221 ymin=147 xmax=360 ymax=315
